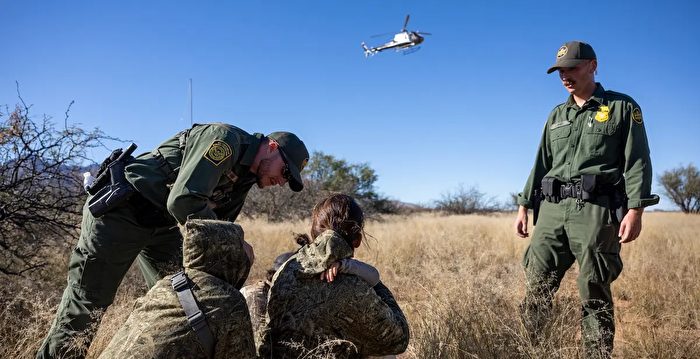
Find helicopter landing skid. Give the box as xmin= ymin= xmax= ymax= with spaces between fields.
xmin=400 ymin=46 xmax=421 ymax=55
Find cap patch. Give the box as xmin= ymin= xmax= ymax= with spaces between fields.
xmin=300 ymin=158 xmax=309 ymax=171
xmin=632 ymin=107 xmax=643 ymax=124
xmin=557 ymin=45 xmax=568 ymax=58
xmin=595 ymin=105 xmax=610 ymax=122
xmin=204 ymin=140 xmax=232 ymax=166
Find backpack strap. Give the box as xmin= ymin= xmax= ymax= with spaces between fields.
xmin=171 ymin=270 xmax=215 ymax=358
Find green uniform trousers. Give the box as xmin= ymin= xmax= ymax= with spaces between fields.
xmin=521 ymin=196 xmax=623 ymax=358
xmin=36 ymin=199 xmax=181 ymax=359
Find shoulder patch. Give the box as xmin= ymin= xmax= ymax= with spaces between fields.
xmin=203 ymin=140 xmax=232 ymax=166
xmin=632 ymin=107 xmax=643 ymax=124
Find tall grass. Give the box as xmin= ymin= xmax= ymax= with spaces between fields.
xmin=1 ymin=212 xmax=698 ymax=358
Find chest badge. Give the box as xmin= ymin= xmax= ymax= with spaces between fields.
xmin=594 ymin=105 xmax=610 ymax=123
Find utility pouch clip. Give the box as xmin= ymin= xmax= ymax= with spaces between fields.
xmin=580 ymin=174 xmax=597 ymax=201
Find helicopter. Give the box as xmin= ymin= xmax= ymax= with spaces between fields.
xmin=361 ymin=15 xmax=431 ymax=57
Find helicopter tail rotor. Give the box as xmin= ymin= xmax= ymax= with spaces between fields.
xmin=361 ymin=42 xmax=375 ymax=57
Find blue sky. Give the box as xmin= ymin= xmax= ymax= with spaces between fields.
xmin=2 ymin=0 xmax=698 ymax=209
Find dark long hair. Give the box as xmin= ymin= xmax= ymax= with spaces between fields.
xmin=296 ymin=193 xmax=365 ymax=247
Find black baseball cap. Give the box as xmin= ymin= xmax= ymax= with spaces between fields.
xmin=547 ymin=41 xmax=597 ymax=74
xmin=267 ymin=131 xmax=309 ymax=192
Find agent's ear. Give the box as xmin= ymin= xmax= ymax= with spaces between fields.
xmin=589 ymin=59 xmax=598 ymax=74
xmin=268 ymin=139 xmax=280 ymax=153
xmin=352 ymin=238 xmax=361 ymax=248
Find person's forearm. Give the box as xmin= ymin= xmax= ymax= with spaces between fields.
xmin=340 ymin=258 xmax=380 ymax=286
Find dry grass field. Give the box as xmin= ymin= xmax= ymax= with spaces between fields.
xmin=1 ymin=212 xmax=699 ymax=358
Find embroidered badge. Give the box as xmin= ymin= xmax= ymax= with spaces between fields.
xmin=632 ymin=107 xmax=643 ymax=124
xmin=557 ymin=45 xmax=568 ymax=58
xmin=203 ymin=140 xmax=232 ymax=166
xmin=595 ymin=105 xmax=610 ymax=123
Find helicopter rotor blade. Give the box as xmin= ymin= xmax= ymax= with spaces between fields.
xmin=370 ymin=32 xmax=394 ymax=38
xmin=417 ymin=32 xmax=432 ymax=35
xmin=402 ymin=14 xmax=410 ymax=31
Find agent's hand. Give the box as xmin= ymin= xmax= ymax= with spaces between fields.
xmin=514 ymin=205 xmax=529 ymax=238
xmin=320 ymin=262 xmax=341 ymax=282
xmin=619 ymin=208 xmax=643 ymax=244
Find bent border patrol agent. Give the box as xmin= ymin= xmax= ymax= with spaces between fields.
xmin=515 ymin=41 xmax=658 ymax=357
xmin=37 ymin=123 xmax=309 ymax=359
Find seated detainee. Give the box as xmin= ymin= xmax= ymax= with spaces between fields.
xmin=241 ymin=251 xmax=294 ymax=345
xmin=258 ymin=193 xmax=410 ymax=358
xmin=99 ymin=219 xmax=256 ymax=359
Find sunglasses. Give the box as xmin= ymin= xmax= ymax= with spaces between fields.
xmin=281 ymin=161 xmax=293 ymax=182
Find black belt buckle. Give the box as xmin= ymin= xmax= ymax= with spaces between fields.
xmin=559 ymin=183 xmax=575 ymax=199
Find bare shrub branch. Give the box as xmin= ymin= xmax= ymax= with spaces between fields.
xmin=242 ymin=151 xmax=399 ymax=221
xmin=434 ymin=184 xmax=500 ymax=215
xmin=0 ymin=93 xmax=118 ymax=275
xmin=658 ymin=163 xmax=700 ymax=213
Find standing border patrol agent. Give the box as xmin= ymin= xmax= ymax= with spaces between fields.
xmin=514 ymin=41 xmax=658 ymax=357
xmin=37 ymin=123 xmax=309 ymax=359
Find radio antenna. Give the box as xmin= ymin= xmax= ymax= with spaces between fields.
xmin=188 ymin=78 xmax=193 ymax=125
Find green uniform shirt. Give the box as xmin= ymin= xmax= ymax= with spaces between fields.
xmin=517 ymin=83 xmax=659 ymax=209
xmin=125 ymin=123 xmax=262 ymax=224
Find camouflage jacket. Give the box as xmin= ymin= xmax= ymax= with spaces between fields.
xmin=99 ymin=219 xmax=256 ymax=359
xmin=241 ymin=280 xmax=270 ymax=347
xmin=258 ymin=230 xmax=410 ymax=359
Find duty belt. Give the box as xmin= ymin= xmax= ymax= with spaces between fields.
xmin=552 ymin=183 xmax=618 ymax=201
xmin=543 ymin=182 xmax=594 ymax=202
xmin=541 ymin=176 xmax=620 ymax=204
xmin=537 ymin=175 xmax=627 ymax=223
